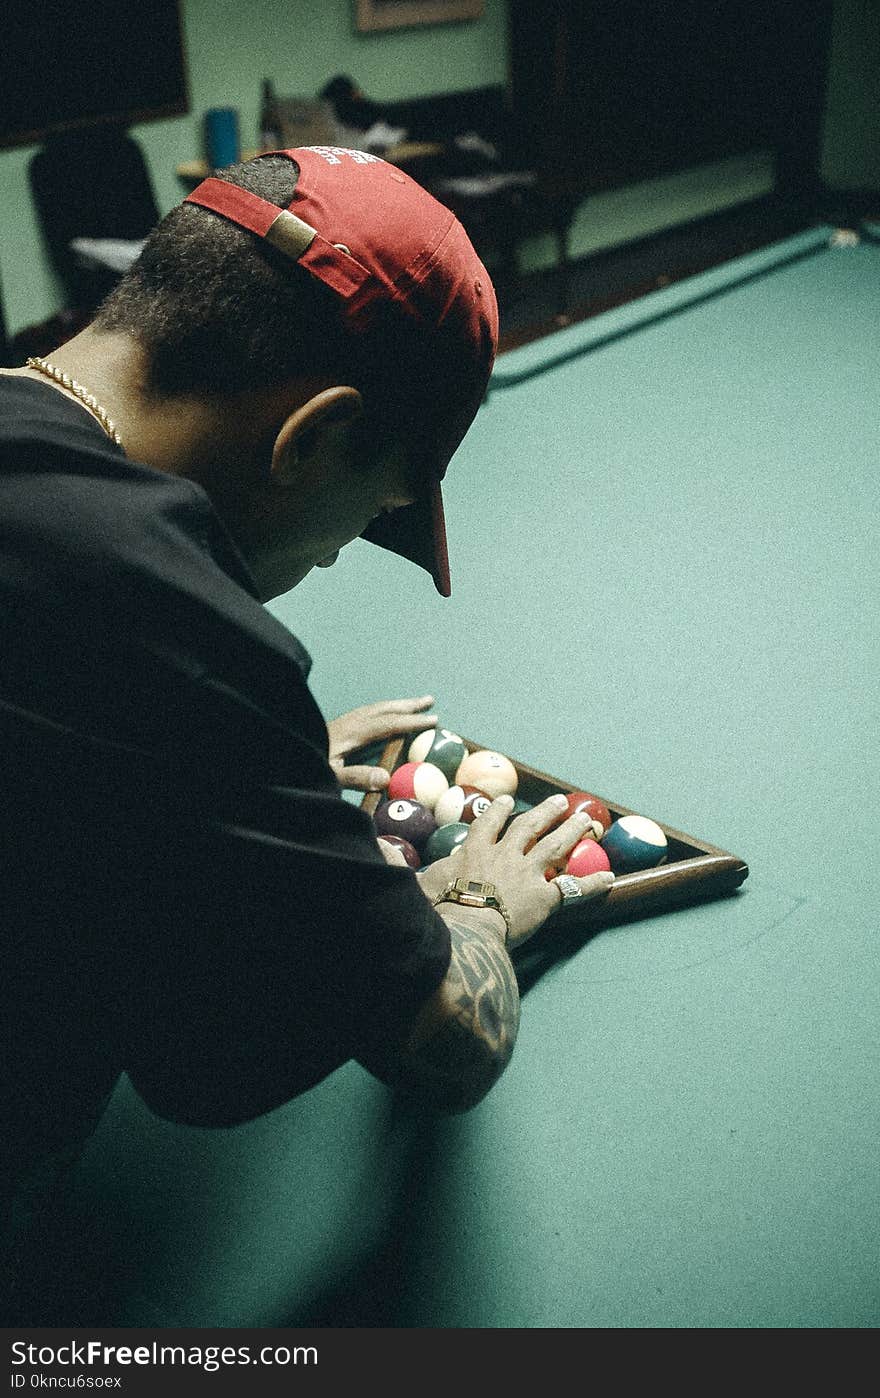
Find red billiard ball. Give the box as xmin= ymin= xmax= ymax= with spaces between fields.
xmin=525 ymin=787 xmax=608 ymax=859
xmin=564 ymin=791 xmax=613 ymax=839
xmin=387 ymin=760 xmax=449 ymax=811
xmin=376 ymin=834 xmax=421 ymax=869
xmin=566 ymin=838 xmax=612 ymax=878
xmin=373 ymin=797 xmax=437 ymax=851
xmin=433 ymin=784 xmax=493 ymax=827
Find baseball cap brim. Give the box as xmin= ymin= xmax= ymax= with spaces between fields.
xmin=360 ymin=475 xmax=450 ymax=597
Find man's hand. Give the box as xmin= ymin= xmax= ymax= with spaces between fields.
xmin=421 ymin=794 xmax=615 ymax=948
xmin=328 ymin=695 xmax=437 ymax=792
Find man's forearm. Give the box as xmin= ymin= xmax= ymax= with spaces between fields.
xmin=394 ymin=907 xmax=521 ymax=1113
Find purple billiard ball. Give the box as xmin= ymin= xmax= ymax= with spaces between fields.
xmin=373 ymin=797 xmax=437 ymax=852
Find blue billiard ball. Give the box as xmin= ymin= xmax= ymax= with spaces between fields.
xmin=600 ymin=814 xmax=668 ymax=873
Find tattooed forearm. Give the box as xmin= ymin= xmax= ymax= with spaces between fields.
xmin=398 ymin=917 xmax=521 ymax=1113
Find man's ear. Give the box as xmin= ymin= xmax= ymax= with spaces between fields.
xmin=270 ymin=386 xmax=363 ymax=486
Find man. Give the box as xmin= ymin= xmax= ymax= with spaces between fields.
xmin=0 ymin=148 xmax=612 ymax=1315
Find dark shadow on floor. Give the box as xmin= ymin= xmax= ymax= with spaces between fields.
xmin=511 ymin=887 xmax=750 ymax=997
xmin=276 ymin=1097 xmax=444 ymax=1327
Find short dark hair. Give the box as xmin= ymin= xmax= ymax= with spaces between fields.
xmin=96 ymin=156 xmax=360 ymax=398
xmin=96 ymin=153 xmax=469 ymax=464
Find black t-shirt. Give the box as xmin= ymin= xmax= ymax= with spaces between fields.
xmin=0 ymin=375 xmax=450 ymax=1174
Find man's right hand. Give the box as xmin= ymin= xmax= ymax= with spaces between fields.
xmin=364 ymin=795 xmax=613 ymax=1114
xmin=419 ymin=793 xmax=614 ymax=948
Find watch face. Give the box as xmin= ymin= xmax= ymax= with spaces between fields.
xmin=453 ymin=879 xmax=493 ymax=899
xmin=452 ymin=879 xmax=496 ymax=906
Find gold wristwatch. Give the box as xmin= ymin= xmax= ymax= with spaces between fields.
xmin=433 ymin=877 xmax=512 ymax=944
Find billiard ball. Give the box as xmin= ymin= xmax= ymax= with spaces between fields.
xmin=525 ymin=788 xmax=612 ymax=854
xmin=455 ymin=749 xmax=518 ymax=799
xmin=829 ymin=227 xmax=860 ymax=248
xmin=600 ymin=814 xmax=668 ymax=872
xmin=423 ymin=821 xmax=470 ymax=863
xmin=433 ymin=784 xmax=493 ymax=827
xmin=387 ymin=760 xmax=449 ymax=811
xmin=564 ymin=791 xmax=613 ymax=839
xmin=376 ymin=834 xmax=421 ymax=869
xmin=407 ymin=727 xmax=468 ymax=782
xmin=565 ymin=837 xmax=612 ymax=878
xmin=373 ymin=797 xmax=437 ymax=851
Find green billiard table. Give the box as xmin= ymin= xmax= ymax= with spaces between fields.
xmin=44 ymin=223 xmax=880 ymax=1330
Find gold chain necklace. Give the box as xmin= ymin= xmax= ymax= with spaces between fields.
xmin=26 ymin=356 xmax=124 ymax=449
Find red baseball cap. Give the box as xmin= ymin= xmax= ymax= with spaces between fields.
xmin=184 ymin=145 xmax=499 ymax=595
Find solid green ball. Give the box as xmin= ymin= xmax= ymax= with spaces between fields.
xmin=423 ymin=821 xmax=470 ymax=863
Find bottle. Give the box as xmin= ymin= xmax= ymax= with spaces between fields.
xmin=259 ymin=79 xmax=280 ymax=150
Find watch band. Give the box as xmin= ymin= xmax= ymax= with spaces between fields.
xmin=432 ymin=877 xmax=513 ymax=944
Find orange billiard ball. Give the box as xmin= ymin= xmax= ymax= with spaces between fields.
xmin=455 ymin=749 xmax=518 ymax=799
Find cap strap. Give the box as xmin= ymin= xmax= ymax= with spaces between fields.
xmin=186 ymin=179 xmax=317 ymax=258
xmin=184 ymin=178 xmax=285 ymax=239
xmin=184 ymin=176 xmax=375 ymax=310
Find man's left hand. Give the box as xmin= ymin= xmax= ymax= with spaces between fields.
xmin=328 ymin=695 xmax=437 ymax=792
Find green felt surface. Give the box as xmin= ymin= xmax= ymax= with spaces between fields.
xmin=53 ymin=227 xmax=880 ymax=1328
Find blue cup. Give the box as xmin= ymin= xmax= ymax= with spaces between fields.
xmin=204 ymin=107 xmax=241 ymax=168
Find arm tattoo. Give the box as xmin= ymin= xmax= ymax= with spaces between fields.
xmin=402 ymin=919 xmax=521 ymax=1113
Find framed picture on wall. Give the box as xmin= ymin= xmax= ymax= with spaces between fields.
xmin=356 ymin=2 xmax=484 ymax=33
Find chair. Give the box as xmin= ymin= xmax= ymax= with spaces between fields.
xmin=28 ymin=125 xmax=160 ymax=317
xmin=384 ymin=86 xmax=575 ymax=311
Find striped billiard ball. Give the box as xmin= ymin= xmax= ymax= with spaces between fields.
xmin=387 ymin=760 xmax=449 ymax=811
xmin=433 ymin=784 xmax=493 ymax=827
xmin=407 ymin=727 xmax=468 ymax=782
xmin=600 ymin=814 xmax=668 ymax=872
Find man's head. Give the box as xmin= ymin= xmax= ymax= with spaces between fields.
xmin=95 ymin=147 xmax=498 ymax=598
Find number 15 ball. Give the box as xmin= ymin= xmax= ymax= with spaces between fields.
xmin=455 ymin=749 xmax=518 ymax=799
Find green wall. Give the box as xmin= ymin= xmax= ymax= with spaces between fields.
xmin=1 ymin=0 xmax=877 ymax=341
